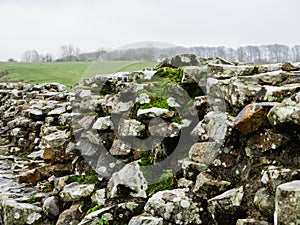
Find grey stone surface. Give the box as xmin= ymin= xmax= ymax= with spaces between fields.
xmin=144 ymin=188 xmax=202 ymax=225
xmin=275 ymin=180 xmax=300 ymax=225
xmin=107 ymin=162 xmax=148 ymax=198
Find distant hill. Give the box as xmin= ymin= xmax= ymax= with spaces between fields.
xmin=117 ymin=41 xmax=177 ymax=50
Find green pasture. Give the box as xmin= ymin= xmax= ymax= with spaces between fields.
xmin=0 ymin=61 xmax=156 ymax=89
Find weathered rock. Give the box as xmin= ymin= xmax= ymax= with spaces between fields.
xmin=109 ymin=139 xmax=132 ymax=156
xmin=236 ymin=219 xmax=269 ymax=225
xmin=148 ymin=118 xmax=168 ymax=137
xmin=24 ymin=109 xmax=43 ymax=117
xmin=18 ymin=169 xmax=42 ymax=185
xmin=208 ymin=186 xmax=245 ymax=225
xmin=182 ymin=66 xmax=203 ymax=83
xmin=150 ymin=143 xmax=167 ymax=164
xmin=268 ymin=91 xmax=300 ymax=126
xmin=137 ymin=107 xmax=174 ymax=118
xmin=262 ymin=83 xmax=300 ymax=102
xmin=59 ymin=182 xmax=95 ymax=202
xmin=208 ymin=64 xmax=258 ymax=78
xmin=144 ymin=188 xmax=202 ymax=225
xmin=261 ymin=167 xmax=300 ymax=192
xmin=155 ymin=54 xmax=199 ymax=69
xmin=235 ymin=102 xmax=278 ymax=135
xmin=128 ymin=214 xmax=163 ymax=225
xmin=42 ymin=130 xmax=69 ymax=147
xmin=112 ymin=101 xmax=134 ymax=114
xmin=78 ymin=202 xmax=142 ymax=225
xmin=181 ymin=159 xmax=208 ymax=180
xmin=245 ymin=129 xmax=288 ymax=157
xmin=7 ymin=117 xmax=31 ymax=128
xmin=135 ymin=93 xmax=151 ymax=104
xmin=253 ymin=188 xmax=275 ymax=218
xmin=53 ymin=176 xmax=69 ymax=193
xmin=2 ymin=199 xmax=43 ymax=225
xmin=56 ymin=202 xmax=83 ymax=225
xmin=48 ymin=106 xmax=66 ymax=116
xmin=107 ymin=162 xmax=147 ymax=198
xmin=193 ymin=172 xmax=231 ymax=199
xmin=92 ymin=116 xmax=114 ymax=131
xmin=167 ymin=97 xmax=180 ymax=108
xmin=189 ymin=142 xmax=219 ymax=165
xmin=177 ymin=178 xmax=194 ymax=188
xmin=207 ymin=76 xmax=262 ymax=108
xmin=78 ymin=115 xmax=96 ymax=130
xmin=42 ymin=196 xmax=60 ymax=217
xmin=149 ymin=119 xmax=181 ymax=138
xmin=118 ymin=119 xmax=145 ymax=137
xmin=91 ymin=189 xmax=106 ymax=206
xmin=274 ymin=180 xmax=300 ymax=225
xmin=281 ymin=62 xmax=300 ymax=72
xmin=191 ymin=112 xmax=233 ymax=145
xmin=101 ymin=95 xmax=118 ymax=114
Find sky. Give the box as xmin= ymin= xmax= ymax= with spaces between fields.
xmin=0 ymin=0 xmax=299 ymax=61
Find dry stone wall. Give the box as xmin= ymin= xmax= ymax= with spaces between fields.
xmin=0 ymin=55 xmax=299 ymax=225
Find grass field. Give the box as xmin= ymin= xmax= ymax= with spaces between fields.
xmin=0 ymin=61 xmax=156 ymax=89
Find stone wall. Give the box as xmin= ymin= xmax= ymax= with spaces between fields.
xmin=0 ymin=55 xmax=299 ymax=225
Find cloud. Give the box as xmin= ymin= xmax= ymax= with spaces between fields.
xmin=0 ymin=0 xmax=300 ymax=60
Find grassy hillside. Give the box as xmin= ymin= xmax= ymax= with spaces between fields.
xmin=0 ymin=61 xmax=156 ymax=89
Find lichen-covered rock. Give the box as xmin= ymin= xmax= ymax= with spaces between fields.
xmin=208 ymin=186 xmax=245 ymax=225
xmin=209 ymin=77 xmax=262 ymax=108
xmin=2 ymin=200 xmax=43 ymax=225
xmin=208 ymin=64 xmax=258 ymax=78
xmin=155 ymin=54 xmax=199 ymax=69
xmin=128 ymin=214 xmax=163 ymax=225
xmin=191 ymin=112 xmax=233 ymax=145
xmin=274 ymin=180 xmax=300 ymax=225
xmin=189 ymin=142 xmax=219 ymax=165
xmin=181 ymin=159 xmax=208 ymax=180
xmin=144 ymin=188 xmax=202 ymax=225
xmin=118 ymin=119 xmax=145 ymax=137
xmin=193 ymin=172 xmax=231 ymax=199
xmin=59 ymin=182 xmax=95 ymax=202
xmin=107 ymin=162 xmax=148 ymax=198
xmin=268 ymin=91 xmax=300 ymax=126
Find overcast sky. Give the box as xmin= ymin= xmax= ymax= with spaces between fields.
xmin=0 ymin=0 xmax=299 ymax=61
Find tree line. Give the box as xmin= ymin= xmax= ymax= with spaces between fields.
xmin=18 ymin=44 xmax=300 ymax=63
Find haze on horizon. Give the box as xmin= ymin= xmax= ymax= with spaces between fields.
xmin=0 ymin=0 xmax=299 ymax=61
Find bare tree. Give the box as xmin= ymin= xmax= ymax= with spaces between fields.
xmin=43 ymin=53 xmax=53 ymax=62
xmin=59 ymin=44 xmax=80 ymax=61
xmin=21 ymin=50 xmax=40 ymax=62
